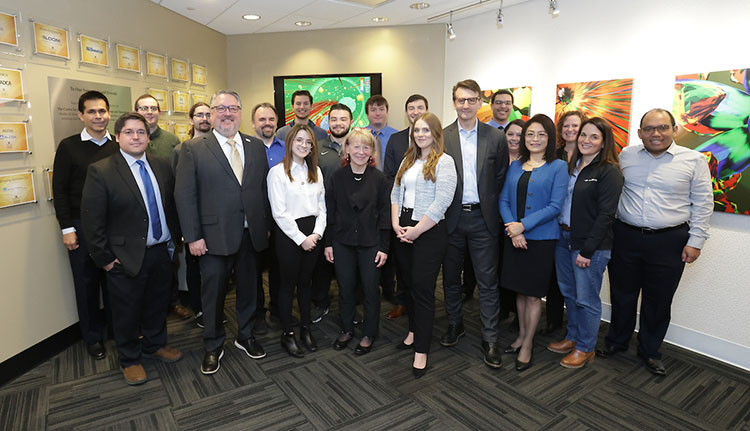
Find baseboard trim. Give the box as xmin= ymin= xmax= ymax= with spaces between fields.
xmin=601 ymin=303 xmax=750 ymax=371
xmin=0 ymin=323 xmax=80 ymax=387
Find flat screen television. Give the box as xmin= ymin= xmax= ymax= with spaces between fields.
xmin=273 ymin=73 xmax=382 ymax=131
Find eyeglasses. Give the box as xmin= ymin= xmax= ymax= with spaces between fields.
xmin=137 ymin=106 xmax=159 ymax=112
xmin=212 ymin=105 xmax=241 ymax=113
xmin=293 ymin=137 xmax=313 ymax=147
xmin=493 ymin=100 xmax=513 ymax=106
xmin=455 ymin=97 xmax=480 ymax=105
xmin=525 ymin=132 xmax=548 ymax=139
xmin=641 ymin=124 xmax=672 ymax=134
xmin=193 ymin=112 xmax=211 ymax=119
xmin=120 ymin=129 xmax=148 ymax=137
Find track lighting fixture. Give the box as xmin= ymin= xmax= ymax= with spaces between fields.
xmin=447 ymin=12 xmax=456 ymax=40
xmin=497 ymin=0 xmax=504 ymax=24
xmin=549 ymin=0 xmax=560 ymax=16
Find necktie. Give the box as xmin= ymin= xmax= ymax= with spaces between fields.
xmin=228 ymin=138 xmax=243 ymax=185
xmin=373 ymin=130 xmax=383 ymax=168
xmin=498 ymin=125 xmax=505 ymax=131
xmin=136 ymin=160 xmax=163 ymax=241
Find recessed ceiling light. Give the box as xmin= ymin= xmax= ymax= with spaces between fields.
xmin=295 ymin=21 xmax=312 ymax=27
xmin=410 ymin=2 xmax=430 ymax=9
xmin=242 ymin=14 xmax=261 ymax=20
xmin=372 ymin=16 xmax=389 ymax=22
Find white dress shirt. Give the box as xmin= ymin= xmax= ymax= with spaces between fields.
xmin=212 ymin=129 xmax=248 ymax=227
xmin=617 ymin=142 xmax=713 ymax=249
xmin=459 ymin=119 xmax=480 ymax=204
xmin=267 ymin=161 xmax=326 ymax=245
xmin=120 ymin=150 xmax=171 ymax=246
xmin=402 ymin=159 xmax=424 ymax=209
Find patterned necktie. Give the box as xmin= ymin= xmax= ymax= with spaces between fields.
xmin=135 ymin=160 xmax=162 ymax=241
xmin=373 ymin=130 xmax=383 ymax=168
xmin=228 ymin=138 xmax=243 ymax=185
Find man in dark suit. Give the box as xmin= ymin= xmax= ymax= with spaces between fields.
xmin=441 ymin=79 xmax=509 ymax=368
xmin=81 ymin=112 xmax=183 ymax=385
xmin=175 ymin=90 xmax=271 ymax=375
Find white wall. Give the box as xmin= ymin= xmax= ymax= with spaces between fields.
xmin=443 ymin=0 xmax=750 ymax=369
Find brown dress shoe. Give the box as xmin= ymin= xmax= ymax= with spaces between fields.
xmin=123 ymin=364 xmax=147 ymax=385
xmin=560 ymin=349 xmax=595 ymax=368
xmin=386 ymin=305 xmax=405 ymax=320
xmin=171 ymin=304 xmax=192 ymax=319
xmin=145 ymin=346 xmax=183 ymax=363
xmin=547 ymin=339 xmax=576 ymax=354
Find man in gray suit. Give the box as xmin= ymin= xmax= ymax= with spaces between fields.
xmin=175 ymin=90 xmax=272 ymax=375
xmin=441 ymin=79 xmax=509 ymax=368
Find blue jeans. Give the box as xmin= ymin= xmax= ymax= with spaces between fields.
xmin=555 ymin=230 xmax=611 ymax=352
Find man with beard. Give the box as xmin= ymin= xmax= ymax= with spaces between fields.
xmin=310 ymin=103 xmax=353 ymax=323
xmin=276 ymin=90 xmax=328 ymax=143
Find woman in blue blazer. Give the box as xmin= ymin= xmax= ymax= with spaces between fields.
xmin=499 ymin=114 xmax=568 ymax=371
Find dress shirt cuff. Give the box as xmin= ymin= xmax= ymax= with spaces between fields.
xmin=686 ymin=235 xmax=705 ymax=250
xmin=292 ymin=231 xmax=307 ymax=246
xmin=62 ymin=227 xmax=76 ymax=235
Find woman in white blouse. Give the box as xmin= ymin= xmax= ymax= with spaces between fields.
xmin=391 ymin=112 xmax=457 ymax=378
xmin=267 ymin=124 xmax=326 ymax=358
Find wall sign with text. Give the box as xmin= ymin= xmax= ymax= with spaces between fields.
xmin=32 ymin=21 xmax=69 ymax=59
xmin=147 ymin=51 xmax=166 ymax=78
xmin=0 ymin=171 xmax=36 ymax=209
xmin=116 ymin=44 xmax=140 ymax=73
xmin=0 ymin=122 xmax=29 ymax=153
xmin=79 ymin=34 xmax=108 ymax=67
xmin=0 ymin=11 xmax=19 ymax=47
xmin=192 ymin=64 xmax=206 ymax=86
xmin=0 ymin=67 xmax=24 ymax=101
xmin=171 ymin=58 xmax=188 ymax=82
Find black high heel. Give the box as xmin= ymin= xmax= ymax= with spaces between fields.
xmin=515 ymin=349 xmax=533 ymax=371
xmin=300 ymin=326 xmax=318 ymax=352
xmin=413 ymin=356 xmax=428 ymax=379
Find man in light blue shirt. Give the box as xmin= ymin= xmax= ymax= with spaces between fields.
xmin=487 ymin=89 xmax=514 ymax=131
xmin=364 ymin=95 xmax=398 ymax=169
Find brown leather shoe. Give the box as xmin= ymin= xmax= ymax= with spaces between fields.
xmin=547 ymin=339 xmax=576 ymax=354
xmin=386 ymin=305 xmax=405 ymax=320
xmin=145 ymin=346 xmax=183 ymax=363
xmin=171 ymin=304 xmax=192 ymax=319
xmin=560 ymin=349 xmax=595 ymax=368
xmin=122 ymin=364 xmax=147 ymax=385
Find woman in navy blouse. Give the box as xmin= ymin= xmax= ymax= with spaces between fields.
xmin=499 ymin=114 xmax=568 ymax=371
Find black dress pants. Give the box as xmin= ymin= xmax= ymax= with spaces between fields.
xmin=185 ymin=251 xmax=202 ymax=313
xmin=394 ymin=209 xmax=448 ymax=354
xmin=106 ymin=243 xmax=171 ymax=367
xmin=256 ymin=228 xmax=281 ymax=317
xmin=311 ymin=233 xmax=333 ymax=309
xmin=606 ymin=221 xmax=689 ymax=359
xmin=333 ymin=241 xmax=381 ymax=337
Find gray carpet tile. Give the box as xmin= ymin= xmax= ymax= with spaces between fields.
xmin=50 ymin=340 xmax=120 ymax=384
xmin=537 ymin=413 xmax=595 ymax=431
xmin=329 ymin=397 xmax=446 ymax=431
xmin=0 ymin=385 xmax=47 ymax=431
xmin=97 ymin=407 xmax=179 ymax=431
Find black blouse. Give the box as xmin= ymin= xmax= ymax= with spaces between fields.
xmin=324 ymin=165 xmax=391 ymax=251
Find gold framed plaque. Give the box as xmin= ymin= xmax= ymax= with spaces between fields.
xmin=158 ymin=120 xmax=170 ymax=132
xmin=116 ymin=44 xmax=140 ymax=72
xmin=0 ymin=171 xmax=36 ymax=209
xmin=146 ymin=51 xmax=166 ymax=78
xmin=79 ymin=35 xmax=108 ymax=67
xmin=33 ymin=21 xmax=69 ymax=59
xmin=191 ymin=64 xmax=206 ymax=86
xmin=172 ymin=91 xmax=189 ymax=113
xmin=0 ymin=122 xmax=28 ymax=153
xmin=0 ymin=11 xmax=19 ymax=47
xmin=147 ymin=88 xmax=168 ymax=111
xmin=0 ymin=67 xmax=24 ymax=101
xmin=174 ymin=123 xmax=191 ymax=142
xmin=46 ymin=168 xmax=53 ymax=200
xmin=192 ymin=93 xmax=208 ymax=105
xmin=171 ymin=58 xmax=188 ymax=82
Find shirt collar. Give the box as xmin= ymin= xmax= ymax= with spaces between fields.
xmin=120 ymin=149 xmax=147 ymax=167
xmin=213 ymin=129 xmax=242 ymax=147
xmin=458 ymin=119 xmax=479 ymax=135
xmin=81 ymin=127 xmax=111 ymax=144
xmin=291 ymin=159 xmax=308 ymax=171
xmin=637 ymin=141 xmax=677 ymax=158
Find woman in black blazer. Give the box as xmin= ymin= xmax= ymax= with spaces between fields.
xmin=324 ymin=128 xmax=391 ymax=355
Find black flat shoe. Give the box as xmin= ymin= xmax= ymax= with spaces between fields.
xmin=87 ymin=342 xmax=106 ymax=360
xmin=596 ymin=344 xmax=626 ymax=359
xmin=644 ymin=357 xmax=667 ymax=376
xmin=503 ymin=344 xmax=521 ymax=354
xmin=281 ymin=332 xmax=304 ymax=358
xmin=300 ymin=326 xmax=318 ymax=352
xmin=354 ymin=339 xmax=373 ymax=356
xmin=333 ymin=332 xmax=353 ymax=351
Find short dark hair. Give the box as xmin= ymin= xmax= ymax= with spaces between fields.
xmin=78 ymin=91 xmax=109 ymax=113
xmin=404 ymin=94 xmax=428 ymax=111
xmin=639 ymin=108 xmax=676 ymax=128
xmin=365 ymin=95 xmax=389 ymax=113
xmin=491 ymin=89 xmax=514 ymax=105
xmin=291 ymin=90 xmax=313 ymax=105
xmin=328 ymin=103 xmax=352 ymax=120
xmin=507 ymin=118 xmax=526 ymax=130
xmin=114 ymin=112 xmax=150 ymax=137
xmin=251 ymin=102 xmax=277 ymax=121
xmin=189 ymin=102 xmax=210 ymax=118
xmin=452 ymin=79 xmax=481 ymax=100
xmin=519 ymin=114 xmax=557 ymax=163
xmin=134 ymin=94 xmax=159 ymax=111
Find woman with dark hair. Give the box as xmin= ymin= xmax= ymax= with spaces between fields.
xmin=267 ymin=123 xmax=326 ymax=358
xmin=505 ymin=119 xmax=525 ymax=165
xmin=547 ymin=117 xmax=623 ymax=368
xmin=391 ymin=112 xmax=457 ymax=378
xmin=325 ymin=128 xmax=391 ymax=355
xmin=499 ymin=113 xmax=568 ymax=371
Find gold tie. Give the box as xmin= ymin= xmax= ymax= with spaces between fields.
xmin=228 ymin=138 xmax=243 ymax=185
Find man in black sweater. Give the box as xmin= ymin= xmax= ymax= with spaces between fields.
xmin=52 ymin=90 xmax=118 ymax=359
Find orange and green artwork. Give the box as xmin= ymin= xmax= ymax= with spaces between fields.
xmin=478 ymin=86 xmax=531 ymax=123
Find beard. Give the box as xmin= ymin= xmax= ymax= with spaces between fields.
xmin=330 ymin=127 xmax=350 ymax=139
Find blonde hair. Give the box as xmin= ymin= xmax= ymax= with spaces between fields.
xmin=395 ymin=112 xmax=444 ymax=185
xmin=343 ymin=128 xmax=377 ymax=167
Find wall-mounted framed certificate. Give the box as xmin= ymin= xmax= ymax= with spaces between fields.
xmin=32 ymin=21 xmax=69 ymax=59
xmin=0 ymin=171 xmax=36 ymax=209
xmin=0 ymin=122 xmax=28 ymax=153
xmin=171 ymin=58 xmax=188 ymax=82
xmin=172 ymin=91 xmax=189 ymax=113
xmin=192 ymin=64 xmax=207 ymax=86
xmin=79 ymin=34 xmax=108 ymax=67
xmin=116 ymin=44 xmax=140 ymax=72
xmin=174 ymin=123 xmax=191 ymax=142
xmin=146 ymin=51 xmax=166 ymax=78
xmin=192 ymin=93 xmax=208 ymax=105
xmin=158 ymin=120 xmax=170 ymax=132
xmin=147 ymin=88 xmax=168 ymax=111
xmin=0 ymin=11 xmax=19 ymax=47
xmin=0 ymin=67 xmax=24 ymax=102
xmin=45 ymin=168 xmax=53 ymax=200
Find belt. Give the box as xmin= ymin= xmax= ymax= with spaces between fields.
xmin=401 ymin=207 xmax=414 ymax=215
xmin=461 ymin=203 xmax=481 ymax=212
xmin=559 ymin=224 xmax=571 ymax=232
xmin=146 ymin=241 xmax=168 ymax=249
xmin=618 ymin=220 xmax=688 ymax=234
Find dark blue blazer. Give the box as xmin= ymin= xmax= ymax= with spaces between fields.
xmin=499 ymin=159 xmax=568 ymax=240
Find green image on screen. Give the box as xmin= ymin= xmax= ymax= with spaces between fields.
xmin=283 ymin=76 xmax=372 ymax=130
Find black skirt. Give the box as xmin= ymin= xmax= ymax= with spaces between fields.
xmin=500 ymin=237 xmax=556 ymax=298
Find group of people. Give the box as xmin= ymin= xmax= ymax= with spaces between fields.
xmin=53 ymin=77 xmax=712 ymax=386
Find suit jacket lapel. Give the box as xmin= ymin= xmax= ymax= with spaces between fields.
xmin=147 ymin=155 xmax=170 ymax=210
xmin=241 ymin=134 xmax=254 ymax=186
xmin=113 ymin=153 xmax=146 ymax=211
xmin=476 ymin=123 xmax=489 ymax=180
xmin=446 ymin=121 xmax=464 ymax=182
xmin=206 ymin=133 xmax=240 ymax=185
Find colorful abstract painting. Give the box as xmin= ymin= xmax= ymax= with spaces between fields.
xmin=673 ymin=68 xmax=750 ymax=215
xmin=478 ymin=86 xmax=531 ymax=123
xmin=555 ymin=79 xmax=633 ymax=152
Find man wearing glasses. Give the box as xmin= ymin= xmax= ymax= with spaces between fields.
xmin=487 ymin=89 xmax=514 ymax=131
xmin=175 ymin=91 xmax=272 ymax=375
xmin=441 ymin=79 xmax=509 ymax=369
xmin=598 ymin=108 xmax=712 ymax=376
xmin=134 ymin=94 xmax=182 ymax=164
